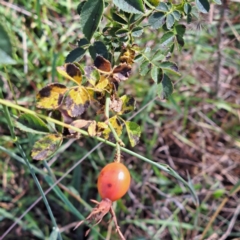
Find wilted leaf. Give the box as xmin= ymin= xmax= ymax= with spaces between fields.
xmin=195 ymin=0 xmax=210 ymax=13
xmin=65 ymin=47 xmax=86 ymax=63
xmin=31 ymin=134 xmax=63 ymax=160
xmin=69 ymin=119 xmax=91 ymax=134
xmin=87 ymin=68 xmax=100 ymax=86
xmin=159 ymin=61 xmax=180 ymax=76
xmin=102 ymin=116 xmax=122 ymax=139
xmin=113 ymin=0 xmax=145 ymax=14
xmin=162 ymin=74 xmax=173 ymax=98
xmin=88 ymin=121 xmax=97 ymax=136
xmin=64 ymin=87 xmax=92 ymax=117
xmin=148 ymin=12 xmax=165 ymax=29
xmin=159 ymin=32 xmax=175 ymax=47
xmin=36 ymin=83 xmax=67 ymax=110
xmin=15 ymin=113 xmax=49 ymax=134
xmin=151 ymin=67 xmax=163 ymax=83
xmin=94 ymin=55 xmax=112 ymax=73
xmin=125 ymin=121 xmax=141 ymax=147
xmin=120 ymin=47 xmax=135 ymax=65
xmin=80 ymin=0 xmax=104 ymax=41
xmin=113 ymin=64 xmax=132 ymax=82
xmin=57 ymin=63 xmax=82 ymax=85
xmin=119 ymin=95 xmax=136 ymax=114
xmin=110 ymin=98 xmax=123 ymax=113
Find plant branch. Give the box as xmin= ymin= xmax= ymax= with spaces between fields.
xmin=0 ymin=98 xmax=198 ymax=204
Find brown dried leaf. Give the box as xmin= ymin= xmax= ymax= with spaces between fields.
xmin=112 ymin=63 xmax=132 ymax=82
xmin=94 ymin=55 xmax=112 ymax=73
xmin=69 ymin=119 xmax=91 ymax=134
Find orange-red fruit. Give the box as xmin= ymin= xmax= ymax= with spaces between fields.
xmin=97 ymin=162 xmax=131 ymax=202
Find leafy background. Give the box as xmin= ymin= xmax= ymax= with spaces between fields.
xmin=0 ymin=0 xmax=240 ymax=240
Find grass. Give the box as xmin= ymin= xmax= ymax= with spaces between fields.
xmin=1 ymin=1 xmax=240 ymax=240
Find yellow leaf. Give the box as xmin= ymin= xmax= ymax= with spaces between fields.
xmin=102 ymin=116 xmax=122 ymax=139
xmin=36 ymin=83 xmax=67 ymax=110
xmin=64 ymin=87 xmax=92 ymax=117
xmin=88 ymin=121 xmax=96 ymax=136
xmin=57 ymin=63 xmax=82 ymax=85
xmin=97 ymin=121 xmax=108 ymax=129
xmin=95 ymin=76 xmax=109 ymax=90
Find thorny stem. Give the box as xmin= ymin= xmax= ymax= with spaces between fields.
xmin=0 ymin=98 xmax=198 ymax=204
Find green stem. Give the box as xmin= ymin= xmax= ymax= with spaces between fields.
xmin=0 ymin=98 xmax=198 ymax=204
xmin=0 ymin=93 xmax=62 ymax=240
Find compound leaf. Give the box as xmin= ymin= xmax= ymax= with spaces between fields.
xmin=31 ymin=134 xmax=63 ymax=160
